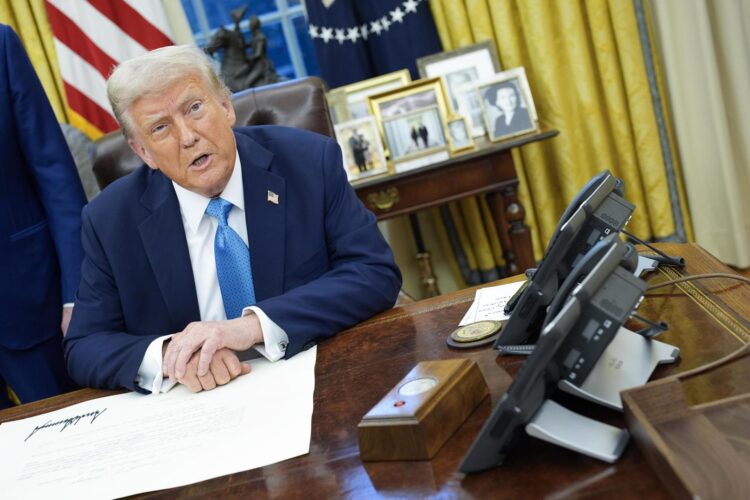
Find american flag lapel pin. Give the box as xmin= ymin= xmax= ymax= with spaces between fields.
xmin=267 ymin=190 xmax=279 ymax=205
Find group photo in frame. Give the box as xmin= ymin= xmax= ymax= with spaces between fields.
xmin=417 ymin=41 xmax=502 ymax=138
xmin=326 ymin=69 xmax=411 ymax=124
xmin=368 ymin=78 xmax=451 ymax=165
xmin=333 ymin=116 xmax=388 ymax=182
xmin=477 ymin=67 xmax=539 ymax=142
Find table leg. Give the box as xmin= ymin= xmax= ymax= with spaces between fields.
xmin=416 ymin=252 xmax=440 ymax=297
xmin=409 ymin=214 xmax=440 ymax=297
xmin=487 ymin=186 xmax=535 ymax=275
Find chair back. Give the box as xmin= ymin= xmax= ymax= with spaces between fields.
xmin=92 ymin=76 xmax=333 ymax=189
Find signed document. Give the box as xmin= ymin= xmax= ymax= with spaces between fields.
xmin=0 ymin=347 xmax=317 ymax=499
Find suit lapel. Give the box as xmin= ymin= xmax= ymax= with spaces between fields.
xmin=138 ymin=170 xmax=201 ymax=328
xmin=236 ymin=132 xmax=286 ymax=301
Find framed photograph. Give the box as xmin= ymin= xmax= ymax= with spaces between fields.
xmin=477 ymin=67 xmax=539 ymax=142
xmin=368 ymin=78 xmax=451 ymax=165
xmin=417 ymin=41 xmax=501 ymax=137
xmin=446 ymin=116 xmax=475 ymax=154
xmin=334 ymin=116 xmax=388 ymax=182
xmin=327 ymin=70 xmax=412 ymax=124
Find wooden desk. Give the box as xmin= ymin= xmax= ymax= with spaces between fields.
xmin=354 ymin=130 xmax=558 ymax=276
xmin=2 ymin=243 xmax=749 ymax=498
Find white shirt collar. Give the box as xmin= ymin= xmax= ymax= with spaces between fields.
xmin=172 ymin=153 xmax=245 ymax=234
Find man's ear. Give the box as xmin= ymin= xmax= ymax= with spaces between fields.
xmin=128 ymin=138 xmax=157 ymax=170
xmin=220 ymin=96 xmax=237 ymax=127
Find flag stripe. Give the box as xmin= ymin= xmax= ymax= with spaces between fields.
xmin=64 ymin=82 xmax=119 ymax=132
xmin=88 ymin=0 xmax=172 ymax=50
xmin=46 ymin=0 xmax=148 ymax=64
xmin=53 ymin=41 xmax=111 ymax=112
xmin=45 ymin=0 xmax=175 ymax=134
xmin=123 ymin=0 xmax=173 ymax=39
xmin=45 ymin=2 xmax=117 ymax=79
xmin=68 ymin=108 xmax=105 ymax=140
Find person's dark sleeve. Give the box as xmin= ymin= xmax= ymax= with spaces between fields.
xmin=5 ymin=27 xmax=86 ymax=303
xmin=63 ymin=206 xmax=160 ymax=391
xmin=258 ymin=137 xmax=402 ymax=357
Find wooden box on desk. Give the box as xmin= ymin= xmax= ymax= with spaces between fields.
xmin=622 ymin=377 xmax=750 ymax=499
xmin=358 ymin=359 xmax=488 ymax=461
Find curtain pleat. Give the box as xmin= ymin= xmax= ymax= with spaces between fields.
xmin=427 ymin=0 xmax=692 ymax=284
xmin=0 ymin=0 xmax=68 ymax=123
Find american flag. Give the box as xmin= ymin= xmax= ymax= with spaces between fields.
xmin=44 ymin=0 xmax=175 ymax=137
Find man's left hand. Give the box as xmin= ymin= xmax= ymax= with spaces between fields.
xmin=163 ymin=314 xmax=263 ymax=380
xmin=177 ymin=348 xmax=251 ymax=392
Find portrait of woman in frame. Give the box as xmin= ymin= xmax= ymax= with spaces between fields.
xmin=477 ymin=67 xmax=539 ymax=142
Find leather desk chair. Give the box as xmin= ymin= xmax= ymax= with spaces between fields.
xmin=92 ymin=76 xmax=334 ymax=189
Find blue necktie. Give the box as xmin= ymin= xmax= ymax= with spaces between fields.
xmin=205 ymin=198 xmax=256 ymax=319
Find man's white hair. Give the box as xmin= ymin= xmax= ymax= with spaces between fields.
xmin=106 ymin=45 xmax=230 ymax=138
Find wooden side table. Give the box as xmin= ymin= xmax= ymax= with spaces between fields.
xmin=354 ymin=130 xmax=558 ymax=281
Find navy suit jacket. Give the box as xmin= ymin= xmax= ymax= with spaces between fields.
xmin=64 ymin=126 xmax=402 ymax=391
xmin=0 ymin=25 xmax=86 ymax=350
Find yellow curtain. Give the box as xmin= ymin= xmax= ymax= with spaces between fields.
xmin=428 ymin=0 xmax=693 ymax=283
xmin=0 ymin=0 xmax=68 ymax=122
xmin=0 ymin=0 xmax=104 ymax=138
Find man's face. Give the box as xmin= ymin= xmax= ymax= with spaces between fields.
xmin=127 ymin=74 xmax=237 ymax=198
xmin=496 ymin=87 xmax=517 ymax=113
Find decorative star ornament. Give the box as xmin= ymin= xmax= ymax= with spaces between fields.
xmin=391 ymin=7 xmax=405 ymax=23
xmin=403 ymin=0 xmax=419 ymax=13
xmin=334 ymin=28 xmax=346 ymax=44
xmin=347 ymin=27 xmax=360 ymax=43
xmin=320 ymin=27 xmax=334 ymax=44
xmin=311 ymin=0 xmax=425 ymax=45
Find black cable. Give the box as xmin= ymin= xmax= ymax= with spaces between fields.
xmin=630 ymin=312 xmax=669 ymax=339
xmin=622 ymin=229 xmax=685 ymax=268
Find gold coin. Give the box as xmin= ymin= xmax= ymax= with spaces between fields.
xmin=451 ymin=320 xmax=503 ymax=343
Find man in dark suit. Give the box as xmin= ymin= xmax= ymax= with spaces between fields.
xmin=64 ymin=45 xmax=401 ymax=393
xmin=0 ymin=24 xmax=85 ymax=408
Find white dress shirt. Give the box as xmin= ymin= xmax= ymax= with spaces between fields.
xmin=136 ymin=154 xmax=289 ymax=393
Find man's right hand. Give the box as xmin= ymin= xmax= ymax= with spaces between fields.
xmin=163 ymin=314 xmax=263 ymax=381
xmin=166 ymin=347 xmax=251 ymax=392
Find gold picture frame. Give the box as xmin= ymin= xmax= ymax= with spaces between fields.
xmin=417 ymin=41 xmax=502 ymax=137
xmin=326 ymin=69 xmax=412 ymax=124
xmin=446 ymin=115 xmax=476 ymax=155
xmin=368 ymin=77 xmax=452 ymax=166
xmin=476 ymin=67 xmax=539 ymax=143
xmin=333 ymin=116 xmax=389 ymax=183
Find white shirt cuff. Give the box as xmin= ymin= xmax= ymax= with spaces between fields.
xmin=136 ymin=307 xmax=287 ymax=393
xmin=63 ymin=303 xmax=74 ymax=308
xmin=243 ymin=305 xmax=288 ymax=361
xmin=136 ymin=334 xmax=178 ymax=394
